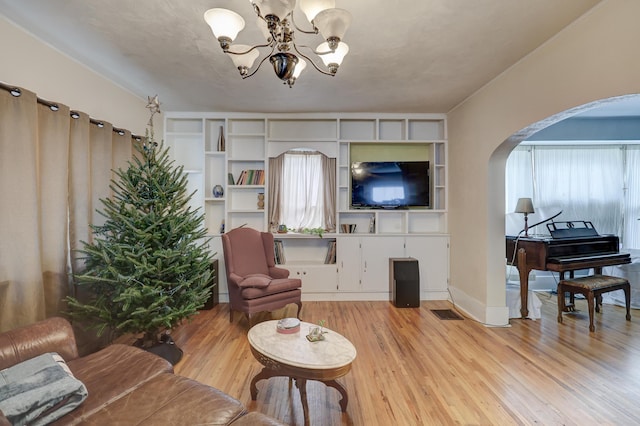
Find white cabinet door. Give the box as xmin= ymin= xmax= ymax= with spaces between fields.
xmin=289 ymin=265 xmax=338 ymax=293
xmin=337 ymin=237 xmax=361 ymax=292
xmin=361 ymin=236 xmax=405 ymax=293
xmin=405 ymin=235 xmax=449 ymax=297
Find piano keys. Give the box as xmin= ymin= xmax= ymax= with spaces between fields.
xmin=506 ymin=232 xmax=631 ymax=319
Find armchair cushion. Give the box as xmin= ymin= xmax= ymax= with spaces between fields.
xmin=241 ymin=278 xmax=302 ymax=300
xmin=238 ymin=274 xmax=272 ymax=288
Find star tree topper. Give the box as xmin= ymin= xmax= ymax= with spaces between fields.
xmin=146 ymin=95 xmax=161 ymax=128
xmin=145 ymin=95 xmax=161 ymax=149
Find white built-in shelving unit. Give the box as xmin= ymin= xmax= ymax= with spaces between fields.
xmin=164 ymin=113 xmax=449 ymax=302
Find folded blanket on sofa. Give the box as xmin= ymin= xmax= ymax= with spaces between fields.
xmin=0 ymin=352 xmax=88 ymax=426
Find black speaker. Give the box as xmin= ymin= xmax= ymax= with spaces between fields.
xmin=390 ymin=258 xmax=420 ymax=308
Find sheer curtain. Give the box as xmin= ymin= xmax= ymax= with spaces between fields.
xmin=623 ymin=146 xmax=640 ymax=248
xmin=534 ymin=146 xmax=623 ymax=236
xmin=506 ymin=144 xmax=632 ymax=246
xmin=282 ymin=151 xmax=325 ymax=229
xmin=269 ymin=150 xmax=336 ymax=232
xmin=505 ymin=146 xmax=533 ymax=213
xmin=0 ymin=85 xmax=133 ymax=332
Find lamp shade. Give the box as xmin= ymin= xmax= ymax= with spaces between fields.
xmin=317 ymin=41 xmax=349 ymax=66
xmin=292 ymin=58 xmax=307 ymax=79
xmin=228 ymin=45 xmax=260 ymax=70
xmin=299 ymin=0 xmax=335 ymax=23
xmin=256 ymin=17 xmax=272 ymax=41
xmin=515 ymin=198 xmax=535 ymax=214
xmin=254 ymin=0 xmax=296 ymax=20
xmin=204 ymin=9 xmax=245 ymax=41
xmin=313 ymin=8 xmax=352 ymax=42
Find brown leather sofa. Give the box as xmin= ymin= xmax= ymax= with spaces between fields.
xmin=0 ymin=317 xmax=285 ymax=425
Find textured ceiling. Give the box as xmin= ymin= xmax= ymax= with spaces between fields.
xmin=0 ymin=0 xmax=602 ymax=113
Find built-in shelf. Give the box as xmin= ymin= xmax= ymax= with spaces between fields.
xmin=165 ymin=113 xmax=449 ymax=302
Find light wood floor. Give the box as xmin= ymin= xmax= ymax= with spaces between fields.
xmin=171 ymin=294 xmax=640 ymax=425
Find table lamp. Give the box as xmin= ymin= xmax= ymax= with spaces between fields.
xmin=515 ymin=198 xmax=535 ymax=237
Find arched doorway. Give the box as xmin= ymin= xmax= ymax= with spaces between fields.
xmin=500 ymin=94 xmax=640 ymax=320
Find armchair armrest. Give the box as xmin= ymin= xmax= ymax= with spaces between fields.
xmin=0 ymin=317 xmax=79 ymax=370
xmin=268 ymin=266 xmax=290 ymax=279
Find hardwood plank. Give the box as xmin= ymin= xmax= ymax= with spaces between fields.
xmin=171 ymin=296 xmax=640 ymax=425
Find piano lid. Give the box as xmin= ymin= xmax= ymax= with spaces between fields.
xmin=546 ymin=221 xmax=600 ymax=239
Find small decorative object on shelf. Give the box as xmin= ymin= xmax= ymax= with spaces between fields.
xmin=212 ymin=184 xmax=224 ymax=198
xmin=257 ymin=192 xmax=264 ymax=209
xmin=277 ymin=224 xmax=288 ymax=234
xmin=217 ymin=125 xmax=225 ymax=151
xmin=276 ymin=317 xmax=300 ymax=334
xmin=219 ymin=219 xmax=225 ymax=234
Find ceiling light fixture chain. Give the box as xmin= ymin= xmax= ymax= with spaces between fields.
xmin=204 ymin=0 xmax=351 ymax=88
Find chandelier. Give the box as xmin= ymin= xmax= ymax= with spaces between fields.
xmin=204 ymin=0 xmax=352 ymax=87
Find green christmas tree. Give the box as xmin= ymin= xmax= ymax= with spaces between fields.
xmin=66 ymin=96 xmax=213 ymax=348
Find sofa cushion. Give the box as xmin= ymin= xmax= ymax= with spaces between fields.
xmin=53 ymin=344 xmax=172 ymax=424
xmin=0 ymin=317 xmax=79 ymax=370
xmin=78 ymin=373 xmax=247 ymax=425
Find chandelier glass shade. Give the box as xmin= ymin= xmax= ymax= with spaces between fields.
xmin=204 ymin=0 xmax=352 ymax=87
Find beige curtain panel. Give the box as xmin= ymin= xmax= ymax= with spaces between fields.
xmin=0 ymin=85 xmax=134 ymax=332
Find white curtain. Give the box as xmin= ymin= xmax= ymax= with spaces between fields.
xmin=506 ymin=144 xmax=634 ymax=246
xmin=281 ymin=151 xmax=325 ymax=230
xmin=505 ymin=146 xmax=533 ymax=213
xmin=533 ymin=145 xmax=623 ymax=236
xmin=0 ymin=85 xmax=133 ymax=332
xmin=623 ymin=146 xmax=640 ymax=248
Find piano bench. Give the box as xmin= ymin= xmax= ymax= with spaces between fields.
xmin=557 ymin=274 xmax=631 ymax=332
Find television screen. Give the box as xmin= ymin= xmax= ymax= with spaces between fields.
xmin=351 ymin=161 xmax=430 ymax=208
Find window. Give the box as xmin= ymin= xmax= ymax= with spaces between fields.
xmin=268 ymin=150 xmax=336 ymax=232
xmin=506 ymin=144 xmax=640 ymax=249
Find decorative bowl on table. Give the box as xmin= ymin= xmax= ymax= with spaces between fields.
xmin=276 ymin=318 xmax=300 ymax=334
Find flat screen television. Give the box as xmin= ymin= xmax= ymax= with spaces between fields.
xmin=351 ymin=161 xmax=430 ymax=209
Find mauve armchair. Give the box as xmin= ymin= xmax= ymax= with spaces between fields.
xmin=221 ymin=227 xmax=302 ymax=323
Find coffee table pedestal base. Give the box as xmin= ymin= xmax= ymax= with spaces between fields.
xmin=250 ymin=348 xmax=351 ymax=426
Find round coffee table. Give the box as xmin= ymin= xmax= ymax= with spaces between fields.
xmin=248 ymin=320 xmax=357 ymax=425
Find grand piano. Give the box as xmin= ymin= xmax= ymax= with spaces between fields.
xmin=506 ymin=221 xmax=631 ymax=318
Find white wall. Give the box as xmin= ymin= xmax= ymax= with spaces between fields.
xmin=447 ymin=0 xmax=640 ymax=324
xmin=0 ymin=16 xmax=149 ymax=134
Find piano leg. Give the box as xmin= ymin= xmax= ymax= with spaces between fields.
xmin=517 ymin=248 xmax=530 ymax=319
